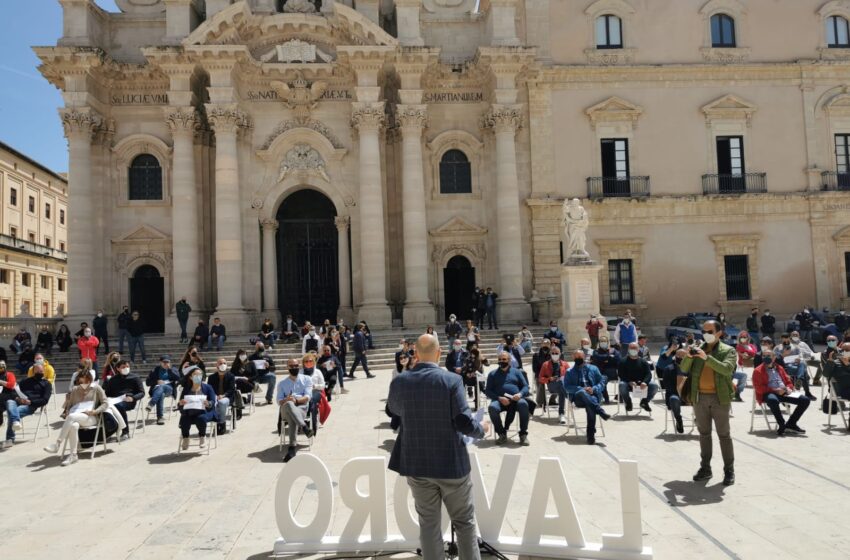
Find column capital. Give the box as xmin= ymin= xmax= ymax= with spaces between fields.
xmin=60 ymin=107 xmax=102 ymax=139
xmin=165 ymin=106 xmax=199 ymax=134
xmin=482 ymin=104 xmax=524 ymax=134
xmin=397 ymin=104 xmax=429 ymax=132
xmin=351 ymin=102 xmax=386 ymax=131
xmin=261 ymin=218 xmax=279 ymax=232
xmin=334 ymin=215 xmax=351 ymax=231
xmin=206 ymin=104 xmax=250 ymax=134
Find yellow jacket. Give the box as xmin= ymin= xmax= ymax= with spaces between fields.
xmin=27 ymin=360 xmax=55 ymax=384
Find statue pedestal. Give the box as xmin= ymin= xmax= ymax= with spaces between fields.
xmin=558 ymin=262 xmax=603 ymax=348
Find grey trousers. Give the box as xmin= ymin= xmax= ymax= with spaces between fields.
xmin=407 ymin=474 xmax=480 ymax=560
xmin=280 ymin=401 xmax=306 ymax=446
xmin=695 ymin=392 xmax=734 ymax=471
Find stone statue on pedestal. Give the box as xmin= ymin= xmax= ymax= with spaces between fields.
xmin=563 ymin=198 xmax=591 ymax=263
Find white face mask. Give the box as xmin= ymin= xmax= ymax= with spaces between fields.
xmin=35 ymin=359 xmax=44 ymax=366
xmin=84 ymin=330 xmax=92 ymax=337
xmin=791 ymin=337 xmax=800 ymax=343
xmin=120 ymin=368 xmax=130 ymax=375
xmin=80 ymin=383 xmax=91 ymax=390
xmin=551 ymin=354 xmax=561 ymax=362
xmin=97 ymin=313 xmax=102 ymax=318
xmin=192 ymin=375 xmax=203 ymax=385
xmin=238 ymin=354 xmax=247 ymax=361
xmin=628 ymin=349 xmax=638 ymax=357
xmin=761 ymin=346 xmax=771 ymax=354
xmin=218 ymin=364 xmax=228 ymax=372
xmin=453 ymin=345 xmax=462 ymax=351
xmin=599 ymin=342 xmax=609 ymax=349
xmin=703 ymin=333 xmax=716 ymax=344
xmin=738 ymin=338 xmax=747 ymax=344
xmin=624 ymin=319 xmax=631 ymax=325
xmin=765 ymin=312 xmax=770 ymax=316
xmin=582 ymin=344 xmax=591 ymax=351
xmin=398 ymin=345 xmax=405 ymax=351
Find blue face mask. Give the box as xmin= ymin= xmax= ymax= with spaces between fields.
xmin=192 ymin=375 xmax=202 ymax=385
xmin=828 ymin=340 xmax=838 ymax=348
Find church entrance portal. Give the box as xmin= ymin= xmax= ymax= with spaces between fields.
xmin=443 ymin=255 xmax=475 ymax=321
xmin=277 ymin=189 xmax=339 ymax=324
xmin=129 ymin=264 xmax=165 ymax=333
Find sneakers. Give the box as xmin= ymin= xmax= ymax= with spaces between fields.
xmin=12 ymin=421 xmax=22 ymax=433
xmin=559 ymin=414 xmax=567 ymax=425
xmin=675 ymin=415 xmax=684 ymax=434
xmin=1 ymin=440 xmax=12 ymax=450
xmin=61 ymin=454 xmax=78 ymax=467
xmin=181 ymin=437 xmax=189 ymax=450
xmin=44 ymin=441 xmax=59 ymax=454
xmin=496 ymin=433 xmax=508 ymax=445
xmin=199 ymin=436 xmax=206 ymax=448
xmin=119 ymin=433 xmax=130 ymax=442
xmin=722 ymin=469 xmax=735 ymax=486
xmin=156 ymin=418 xmax=165 ymax=425
xmin=519 ymin=434 xmax=530 ymax=446
xmin=692 ymin=467 xmax=713 ymax=482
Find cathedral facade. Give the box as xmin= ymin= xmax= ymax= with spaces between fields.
xmin=37 ymin=0 xmax=850 ymax=332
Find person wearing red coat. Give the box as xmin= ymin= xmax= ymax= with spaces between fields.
xmin=77 ymin=328 xmax=100 ymax=367
xmin=538 ymin=347 xmax=570 ymax=423
xmin=752 ymin=338 xmax=810 ymax=436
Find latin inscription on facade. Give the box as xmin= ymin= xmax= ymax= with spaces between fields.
xmin=423 ymin=91 xmax=484 ymax=103
xmin=111 ymin=93 xmax=169 ymax=105
xmin=247 ymin=89 xmax=352 ymax=102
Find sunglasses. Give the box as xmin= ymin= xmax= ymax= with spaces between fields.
xmin=702 ymin=331 xmax=715 ymax=335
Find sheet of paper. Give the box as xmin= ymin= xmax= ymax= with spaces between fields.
xmin=70 ymin=401 xmax=94 ymax=414
xmin=630 ymin=387 xmax=648 ymax=399
xmin=108 ymin=396 xmax=126 ymax=406
xmin=184 ymin=394 xmax=207 ymax=410
xmin=783 ymin=356 xmax=800 ymax=366
xmin=784 ymin=390 xmax=804 ymax=399
xmin=253 ymin=360 xmax=267 ymax=370
xmin=463 ymin=407 xmax=490 ymax=446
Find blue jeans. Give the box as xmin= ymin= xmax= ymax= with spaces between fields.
xmin=732 ymin=371 xmax=747 ymax=397
xmin=129 ymin=335 xmax=146 ymax=362
xmin=619 ymin=381 xmax=659 ymax=405
xmin=486 ymin=307 xmax=498 ymax=329
xmin=571 ymin=390 xmax=605 ymax=435
xmin=350 ymin=352 xmax=370 ymax=376
xmin=149 ymin=384 xmax=174 ymax=418
xmin=488 ymin=398 xmax=529 ymax=436
xmin=667 ymin=394 xmax=682 ymax=419
xmin=178 ymin=319 xmax=188 ymax=341
xmin=208 ymin=335 xmax=226 ymax=351
xmin=255 ymin=372 xmax=276 ymax=402
xmin=118 ymin=328 xmax=129 ymax=353
xmin=215 ymin=397 xmax=230 ymax=424
xmin=5 ymin=401 xmax=34 ymax=441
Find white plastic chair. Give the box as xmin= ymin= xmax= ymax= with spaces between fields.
xmin=130 ymin=398 xmax=146 ymax=437
xmin=60 ymin=412 xmax=110 ymax=460
xmin=176 ymin=419 xmax=218 ymax=455
xmin=662 ymin=405 xmax=694 ymax=435
xmin=749 ymin=390 xmax=782 ymax=433
xmin=605 ymin=379 xmax=621 ymax=415
xmin=827 ymin=378 xmax=849 ymax=430
xmin=279 ymin=405 xmax=313 ymax=452
xmin=566 ymin=398 xmax=606 ymax=437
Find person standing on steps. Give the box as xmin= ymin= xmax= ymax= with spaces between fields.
xmin=678 ymin=319 xmax=737 ymax=487
xmin=93 ymin=310 xmax=109 ymax=354
xmin=116 ymin=306 xmax=131 ymax=354
xmin=348 ymin=324 xmax=374 ymax=379
xmin=175 ymin=297 xmax=191 ymax=344
xmin=484 ymin=287 xmax=498 ymax=330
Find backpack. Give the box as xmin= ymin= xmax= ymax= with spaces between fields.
xmin=822 ymin=399 xmax=845 ymax=414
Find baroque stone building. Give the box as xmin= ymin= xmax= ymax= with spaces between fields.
xmin=36 ymin=0 xmax=850 ymax=332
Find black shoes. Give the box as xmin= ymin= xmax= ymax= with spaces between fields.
xmin=519 ymin=434 xmax=530 ymax=446
xmin=625 ymin=400 xmax=634 ymax=412
xmin=675 ymin=415 xmax=684 ymax=434
xmin=806 ymin=394 xmax=817 ymax=401
xmin=587 ymin=433 xmax=596 ymax=445
xmin=216 ymin=423 xmax=227 ymax=435
xmin=785 ymin=424 xmax=806 ymax=434
xmin=722 ymin=469 xmax=735 ymax=486
xmin=640 ymin=399 xmax=652 ymax=412
xmin=283 ymin=446 xmax=297 ymax=463
xmin=303 ymin=425 xmax=314 ymax=438
xmin=599 ymin=410 xmax=611 ymax=421
xmin=693 ymin=467 xmax=713 ymax=482
xmin=366 ymin=373 xmax=376 ymax=379
xmin=496 ymin=433 xmax=507 ymax=445
xmin=733 ymin=394 xmax=744 ymax=402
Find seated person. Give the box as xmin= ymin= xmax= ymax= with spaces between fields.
xmin=814 ymin=335 xmax=840 ymax=386
xmin=230 ymin=349 xmax=254 ymax=396
xmin=56 ymin=324 xmax=72 ymax=353
xmin=484 ymin=351 xmax=530 ymax=446
xmin=563 ymin=349 xmax=610 ymax=445
xmin=68 ymin=358 xmax=98 ymax=391
xmin=753 ymin=338 xmax=810 ymax=435
xmin=179 ymin=348 xmax=206 ymax=389
xmin=775 ymin=332 xmax=816 ymax=401
xmin=3 ymin=363 xmax=52 ymax=448
xmin=177 ymin=365 xmax=217 ymax=449
xmin=538 ymin=345 xmax=570 ymax=423
xmin=302 ymin=327 xmax=322 ymax=355
xmin=0 ymin=362 xmax=18 ymax=428
xmin=192 ymin=320 xmax=210 ymax=351
xmin=35 ymin=326 xmax=54 ymax=356
xmin=145 ymin=355 xmax=180 ymax=425
xmin=302 ymin=353 xmax=323 ymax=429
xmin=461 ymin=345 xmax=488 ymax=401
xmin=44 ymin=370 xmax=108 ymax=466
xmin=661 ymin=349 xmax=690 ymax=433
xmin=544 ymin=321 xmax=566 ymax=349
xmin=495 ymin=334 xmax=526 ymax=373
xmin=655 ymin=336 xmax=681 ymax=373
xmin=733 ymin=332 xmax=757 ymax=402
xmin=208 ymin=318 xmax=227 ymax=352
xmin=445 ymin=339 xmax=469 ymax=377
xmin=591 ymin=336 xmax=621 ymax=403
xmin=209 ymin=357 xmax=235 ymax=435
xmin=16 ymin=344 xmax=35 ymax=377
xmin=637 ymin=335 xmax=653 ymax=370
xmin=248 ymin=342 xmax=277 ymax=405
xmin=280 ymin=315 xmax=299 ymax=343
xmin=100 ymin=352 xmax=122 ymax=384
xmin=618 ymin=342 xmax=658 ymax=412
xmin=822 ymin=341 xmax=850 ymax=402
xmin=103 ymin=360 xmax=145 ymax=441
xmin=277 ymin=359 xmax=314 ymax=462
xmin=10 ymin=328 xmax=31 ymax=355
xmin=316 ymin=345 xmax=342 ymax=399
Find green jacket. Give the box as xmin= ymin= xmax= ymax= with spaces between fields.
xmin=679 ymin=341 xmax=737 ymax=405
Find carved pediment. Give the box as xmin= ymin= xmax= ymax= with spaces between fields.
xmin=702 ymin=94 xmax=757 ymax=125
xmin=113 ymin=225 xmax=170 ymax=243
xmin=585 ymin=96 xmax=643 ymax=127
xmin=430 ymin=217 xmax=488 ymax=237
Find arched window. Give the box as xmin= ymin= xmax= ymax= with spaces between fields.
xmin=595 ymin=14 xmax=623 ymax=49
xmin=128 ymin=154 xmax=163 ymax=200
xmin=710 ymin=13 xmax=736 ymax=48
xmin=439 ymin=149 xmax=472 ymax=194
xmin=827 ymin=15 xmax=850 ymax=48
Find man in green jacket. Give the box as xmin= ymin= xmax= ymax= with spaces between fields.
xmin=679 ymin=319 xmax=738 ymax=486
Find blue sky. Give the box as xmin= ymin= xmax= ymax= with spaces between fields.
xmin=0 ymin=0 xmax=119 ymax=173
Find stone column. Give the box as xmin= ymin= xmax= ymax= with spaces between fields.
xmin=335 ymin=215 xmax=353 ymax=322
xmin=483 ymin=104 xmax=531 ymax=320
xmin=166 ymin=107 xmax=201 ymax=321
xmin=61 ymin=108 xmax=101 ymax=323
xmin=351 ymin=102 xmax=392 ymax=326
xmin=261 ymin=219 xmax=279 ymax=321
xmin=207 ymin=105 xmax=249 ymax=330
xmin=398 ymin=104 xmax=435 ymax=325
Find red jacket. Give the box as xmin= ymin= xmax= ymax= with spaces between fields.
xmin=538 ymin=360 xmax=570 ymax=385
xmin=752 ymin=363 xmax=793 ymax=405
xmin=77 ymin=336 xmax=100 ymax=361
xmin=586 ymin=320 xmax=604 ymax=337
xmin=0 ymin=371 xmax=16 ymax=391
xmin=735 ymin=342 xmax=756 ymax=366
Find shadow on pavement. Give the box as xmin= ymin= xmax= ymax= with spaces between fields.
xmin=655 ymin=433 xmax=700 ymax=442
xmin=248 ymin=445 xmax=284 ymax=463
xmin=663 ymin=480 xmax=726 ymax=507
xmin=147 ymin=452 xmax=199 ymax=464
xmin=378 ymin=439 xmax=395 ymax=452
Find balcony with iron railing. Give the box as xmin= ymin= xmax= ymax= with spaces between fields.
xmin=822 ymin=171 xmax=850 ymax=191
xmin=586 ymin=176 xmax=651 ymax=199
xmin=701 ymin=173 xmax=767 ymax=195
xmin=0 ymin=234 xmax=67 ymax=261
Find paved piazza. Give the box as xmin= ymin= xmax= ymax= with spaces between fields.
xmin=2 ymin=361 xmax=848 ymax=560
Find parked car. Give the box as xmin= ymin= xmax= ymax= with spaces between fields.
xmin=664 ymin=313 xmax=741 ymax=342
xmin=785 ymin=310 xmax=841 ymax=344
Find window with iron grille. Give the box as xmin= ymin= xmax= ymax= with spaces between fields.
xmin=128 ymin=154 xmax=163 ymax=200
xmin=724 ymin=255 xmax=750 ymax=300
xmin=827 ymin=15 xmax=850 ymax=47
xmin=439 ymin=149 xmax=472 ymax=194
xmin=711 ymin=14 xmax=736 ymax=47
xmin=608 ymin=259 xmax=634 ymax=305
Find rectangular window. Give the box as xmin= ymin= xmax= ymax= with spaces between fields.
xmin=60 ymin=209 xmax=65 ymax=225
xmin=596 ymin=15 xmax=623 ymax=48
xmin=0 ymin=270 xmax=8 ymax=284
xmin=10 ymin=188 xmax=17 ymax=206
xmin=59 ymin=242 xmax=65 ymax=252
xmin=608 ymin=259 xmax=635 ymax=305
xmin=28 ymin=196 xmax=35 ymax=213
xmin=600 ymin=138 xmax=630 ymax=196
xmin=724 ymin=255 xmax=751 ymax=300
xmin=40 ymin=275 xmax=50 ymax=289
xmin=836 ymin=134 xmax=850 ymax=189
xmin=22 ymin=299 xmax=30 ymax=313
xmin=45 ymin=203 xmax=51 ymax=219
xmin=10 ymin=227 xmax=17 ymax=239
xmin=27 ymin=232 xmax=35 ymax=243
xmin=45 ymin=237 xmax=51 ymax=248
xmin=716 ymin=136 xmax=746 ymax=192
xmin=21 ymin=273 xmax=31 ymax=287
xmin=0 ymin=299 xmax=9 ymax=318
xmin=41 ymin=301 xmax=49 ymax=318
xmin=58 ymin=278 xmax=66 ymax=292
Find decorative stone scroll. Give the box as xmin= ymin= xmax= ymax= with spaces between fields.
xmin=278 ymin=143 xmax=330 ymax=182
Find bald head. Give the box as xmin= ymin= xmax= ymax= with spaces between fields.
xmin=415 ymin=334 xmax=441 ymax=363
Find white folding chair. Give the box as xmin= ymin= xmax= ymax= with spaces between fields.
xmin=605 ymin=379 xmax=621 ymax=415
xmin=177 ymin=419 xmax=218 ymax=455
xmin=566 ymin=398 xmax=605 ymax=437
xmin=61 ymin=413 xmax=109 ymax=460
xmin=827 ymin=379 xmax=849 ymax=430
xmin=279 ymin=406 xmax=313 ymax=452
xmin=749 ymin=390 xmax=781 ymax=433
xmin=662 ymin=405 xmax=695 ymax=435
xmin=130 ymin=398 xmax=146 ymax=437
xmin=50 ymin=378 xmax=58 ymax=410
xmin=145 ymin=392 xmax=175 ymax=423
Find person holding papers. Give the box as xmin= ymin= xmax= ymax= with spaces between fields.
xmin=775 ymin=331 xmax=817 ymax=401
xmin=103 ymin=360 xmax=145 ymax=441
xmin=754 ymin=337 xmax=810 ymax=436
xmin=177 ymin=365 xmax=217 ymax=450
xmin=248 ymin=342 xmax=277 ymax=405
xmin=44 ymin=370 xmax=108 ymax=466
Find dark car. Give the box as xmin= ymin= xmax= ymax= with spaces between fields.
xmin=785 ymin=310 xmax=841 ymax=344
xmin=665 ymin=313 xmax=741 ymax=342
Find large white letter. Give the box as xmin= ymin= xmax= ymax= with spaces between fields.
xmin=339 ymin=457 xmax=389 ymax=544
xmin=602 ymin=460 xmax=645 ymax=553
xmin=393 ymin=474 xmax=450 ymax=542
xmin=522 ymin=457 xmax=586 ymax=548
xmin=470 ymin=453 xmax=520 ymax=541
xmin=275 ymin=453 xmax=334 ymax=544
